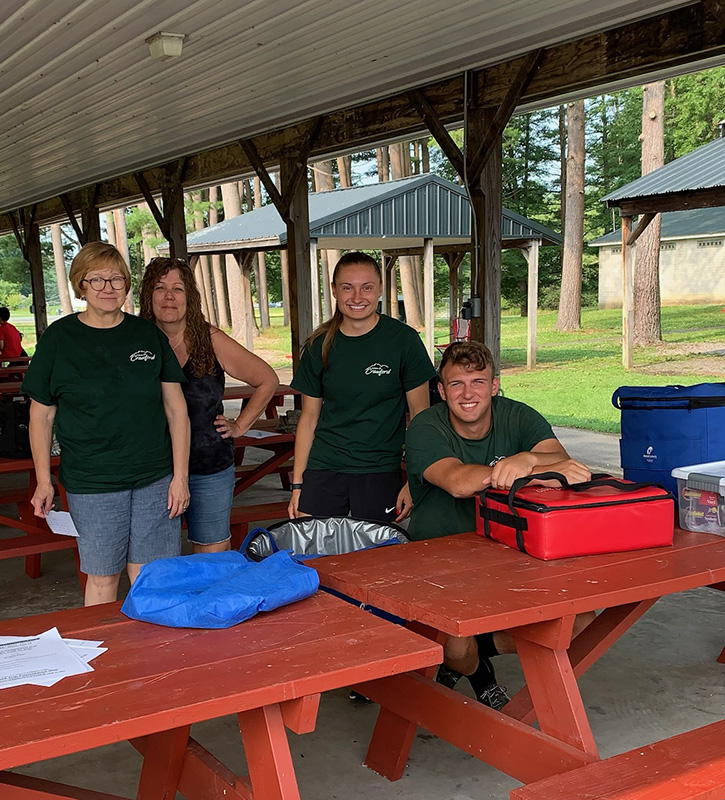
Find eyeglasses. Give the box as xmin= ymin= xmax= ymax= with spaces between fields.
xmin=81 ymin=276 xmax=127 ymax=291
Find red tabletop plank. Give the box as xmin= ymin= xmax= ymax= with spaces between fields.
xmin=314 ymin=530 xmax=725 ymax=636
xmin=0 ymin=591 xmax=441 ymax=771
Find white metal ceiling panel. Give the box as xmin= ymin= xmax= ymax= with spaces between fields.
xmin=0 ymin=0 xmax=695 ymax=212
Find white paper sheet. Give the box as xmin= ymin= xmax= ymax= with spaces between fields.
xmin=45 ymin=510 xmax=80 ymax=537
xmin=244 ymin=429 xmax=277 ymax=439
xmin=0 ymin=628 xmax=97 ymax=690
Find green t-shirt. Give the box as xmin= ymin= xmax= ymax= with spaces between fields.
xmin=22 ymin=313 xmax=185 ymax=493
xmin=406 ymin=397 xmax=556 ymax=539
xmin=291 ymin=314 xmax=436 ymax=473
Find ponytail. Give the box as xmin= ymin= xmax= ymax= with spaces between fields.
xmin=305 ymin=306 xmax=344 ymax=368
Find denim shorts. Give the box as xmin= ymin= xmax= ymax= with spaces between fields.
xmin=66 ymin=474 xmax=182 ymax=576
xmin=185 ymin=465 xmax=235 ymax=545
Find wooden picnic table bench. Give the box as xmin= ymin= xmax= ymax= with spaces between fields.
xmin=233 ymin=419 xmax=295 ymax=495
xmin=314 ymin=528 xmax=725 ymax=789
xmin=223 ymin=382 xmax=299 ymax=419
xmin=510 ymin=717 xmax=725 ymax=800
xmin=0 ymin=591 xmax=441 ymax=800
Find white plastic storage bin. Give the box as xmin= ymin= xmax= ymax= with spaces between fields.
xmin=671 ymin=461 xmax=725 ymax=536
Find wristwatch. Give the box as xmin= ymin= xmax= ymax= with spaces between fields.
xmin=290 ymin=483 xmax=303 ymax=491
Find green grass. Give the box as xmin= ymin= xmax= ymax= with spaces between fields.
xmin=19 ymin=304 xmax=725 ymax=432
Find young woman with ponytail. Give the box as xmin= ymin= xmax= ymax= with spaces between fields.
xmin=288 ymin=252 xmax=436 ymax=522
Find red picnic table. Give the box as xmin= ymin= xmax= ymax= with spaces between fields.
xmin=0 ymin=381 xmax=24 ymax=396
xmin=233 ymin=419 xmax=295 ymax=496
xmin=314 ymin=528 xmax=725 ymax=789
xmin=0 ymin=591 xmax=441 ymax=800
xmin=223 ymin=383 xmax=299 ymax=419
xmin=0 ymin=455 xmax=80 ymax=583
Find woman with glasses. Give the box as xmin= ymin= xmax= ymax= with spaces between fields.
xmin=23 ymin=241 xmax=190 ymax=606
xmin=140 ymin=257 xmax=278 ymax=553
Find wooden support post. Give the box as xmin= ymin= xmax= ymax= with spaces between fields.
xmin=380 ymin=250 xmax=389 ymax=315
xmin=240 ymin=118 xmax=321 ymax=369
xmin=281 ymin=157 xmax=313 ymax=367
xmin=135 ymin=158 xmax=189 ymax=261
xmin=310 ymin=238 xmax=320 ymax=329
xmin=423 ymin=237 xmax=435 ymax=359
xmin=467 ymin=99 xmax=503 ymax=364
xmin=59 ymin=185 xmax=101 ymax=245
xmin=526 ymin=239 xmax=540 ymax=370
xmin=236 ymin=252 xmax=256 ymax=351
xmin=622 ymin=215 xmax=634 ymax=369
xmin=9 ymin=207 xmax=47 ymax=339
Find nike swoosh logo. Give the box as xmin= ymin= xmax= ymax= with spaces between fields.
xmin=385 ymin=505 xmax=396 ymax=514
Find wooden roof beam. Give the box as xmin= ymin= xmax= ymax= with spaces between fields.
xmin=2 ymin=0 xmax=724 ymax=232
xmin=613 ymin=185 xmax=725 ymax=216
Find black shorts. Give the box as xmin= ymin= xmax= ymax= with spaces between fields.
xmin=298 ymin=469 xmax=403 ymax=522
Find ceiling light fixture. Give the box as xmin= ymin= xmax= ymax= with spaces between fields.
xmin=146 ymin=31 xmax=186 ymax=61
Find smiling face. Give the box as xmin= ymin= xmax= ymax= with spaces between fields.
xmin=81 ymin=261 xmax=127 ymax=315
xmin=438 ymin=362 xmax=500 ymax=436
xmin=331 ymin=262 xmax=382 ymax=324
xmin=151 ymin=268 xmax=188 ymax=326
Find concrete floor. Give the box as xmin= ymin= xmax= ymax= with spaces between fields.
xmin=0 ymin=426 xmax=723 ymax=799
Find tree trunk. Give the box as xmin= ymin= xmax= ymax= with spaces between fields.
xmin=113 ymin=208 xmax=134 ymax=313
xmin=377 ymin=147 xmax=389 ymax=182
xmin=420 ymin=138 xmax=430 ymax=173
xmin=558 ymin=105 xmax=567 ymax=234
xmin=104 ymin=212 xmax=117 ymax=248
xmin=633 ymin=81 xmax=665 ymax=346
xmin=555 ymin=100 xmax=585 ymax=332
xmin=320 ymin=251 xmax=333 ymax=320
xmin=51 ymin=224 xmax=73 ymax=315
xmin=389 ymin=142 xmax=423 ymax=329
xmin=191 ymin=191 xmax=215 ymax=323
xmin=252 ymin=176 xmax=271 ymax=329
xmin=208 ymin=186 xmax=230 ymax=329
xmin=136 ymin=202 xmax=158 ymax=265
xmin=337 ymin=156 xmax=352 ymax=188
xmin=220 ymin=182 xmax=246 ymax=340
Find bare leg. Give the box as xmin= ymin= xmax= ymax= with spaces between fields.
xmin=84 ymin=572 xmax=122 ymax=606
xmin=192 ymin=539 xmax=231 ymax=554
xmin=127 ymin=562 xmax=143 ymax=585
xmin=443 ymin=635 xmax=478 ymax=674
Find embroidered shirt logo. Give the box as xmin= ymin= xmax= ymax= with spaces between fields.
xmin=643 ymin=445 xmax=657 ymax=462
xmin=129 ymin=350 xmax=156 ymax=362
xmin=365 ymin=362 xmax=391 ymax=376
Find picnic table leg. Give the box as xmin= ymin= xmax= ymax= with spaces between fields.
xmin=718 ymin=646 xmax=725 ymax=664
xmin=238 ymin=704 xmax=301 ymax=800
xmin=17 ymin=493 xmax=41 ymax=579
xmin=364 ymin=623 xmax=445 ymax=781
xmin=136 ymin=725 xmax=191 ymax=800
xmin=512 ymin=619 xmax=598 ymax=757
xmin=504 ymin=599 xmax=658 ymax=725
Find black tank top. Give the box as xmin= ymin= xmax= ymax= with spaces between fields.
xmin=182 ymin=358 xmax=235 ymax=476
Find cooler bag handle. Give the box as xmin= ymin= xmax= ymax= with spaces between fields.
xmin=239 ymin=526 xmax=280 ymax=562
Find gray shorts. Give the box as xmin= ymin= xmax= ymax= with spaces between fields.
xmin=66 ymin=474 xmax=182 ymax=576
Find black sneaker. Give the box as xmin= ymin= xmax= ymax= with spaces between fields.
xmin=475 ymin=682 xmax=510 ymax=711
xmin=435 ymin=664 xmax=463 ymax=690
xmin=348 ymin=689 xmax=372 ymax=703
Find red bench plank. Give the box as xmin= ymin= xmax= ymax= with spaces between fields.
xmin=510 ymin=719 xmax=725 ymax=800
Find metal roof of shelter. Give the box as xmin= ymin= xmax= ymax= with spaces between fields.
xmin=590 ymin=206 xmax=725 ymax=246
xmin=603 ymin=135 xmax=725 ymax=206
xmin=174 ymin=174 xmax=561 ymax=254
xmin=0 ymin=0 xmax=691 ymax=215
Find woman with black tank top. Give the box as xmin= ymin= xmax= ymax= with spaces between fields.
xmin=140 ymin=258 xmax=279 ymax=552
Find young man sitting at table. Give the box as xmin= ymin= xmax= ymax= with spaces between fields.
xmin=405 ymin=341 xmax=593 ymax=710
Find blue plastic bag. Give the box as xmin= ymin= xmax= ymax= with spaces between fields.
xmin=121 ymin=549 xmax=319 ymax=629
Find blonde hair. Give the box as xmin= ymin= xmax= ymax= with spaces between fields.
xmin=69 ymin=241 xmax=131 ymax=299
xmin=305 ymin=252 xmax=382 ymax=368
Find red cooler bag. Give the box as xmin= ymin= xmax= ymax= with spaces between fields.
xmin=476 ymin=472 xmax=674 ymax=560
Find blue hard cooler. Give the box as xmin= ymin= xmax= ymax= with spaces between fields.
xmin=612 ymin=383 xmax=725 ymax=498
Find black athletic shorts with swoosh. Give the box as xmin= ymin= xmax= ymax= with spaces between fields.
xmin=298 ymin=469 xmax=403 ymax=523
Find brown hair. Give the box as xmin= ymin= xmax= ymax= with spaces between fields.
xmin=68 ymin=241 xmax=131 ymax=299
xmin=139 ymin=257 xmax=216 ymax=378
xmin=438 ymin=341 xmax=497 ymax=379
xmin=305 ymin=252 xmax=382 ymax=368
